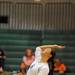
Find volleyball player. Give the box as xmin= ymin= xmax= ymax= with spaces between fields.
xmin=27 ymin=45 xmax=65 ymax=75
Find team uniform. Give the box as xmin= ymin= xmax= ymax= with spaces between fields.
xmin=27 ymin=47 xmax=49 ymax=75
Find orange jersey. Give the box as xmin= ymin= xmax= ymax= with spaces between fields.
xmin=54 ymin=64 xmax=66 ymax=72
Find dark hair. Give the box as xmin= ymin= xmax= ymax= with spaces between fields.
xmin=48 ymin=51 xmax=56 ymax=75
xmin=55 ymin=58 xmax=61 ymax=61
xmin=0 ymin=48 xmax=4 ymax=56
xmin=19 ymin=64 xmax=26 ymax=73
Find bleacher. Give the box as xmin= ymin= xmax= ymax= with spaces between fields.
xmin=0 ymin=29 xmax=41 ymax=71
xmin=42 ymin=31 xmax=75 ymax=73
xmin=0 ymin=29 xmax=75 ymax=75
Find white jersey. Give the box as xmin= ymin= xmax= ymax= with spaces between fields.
xmin=27 ymin=61 xmax=49 ymax=75
xmin=27 ymin=47 xmax=49 ymax=75
xmin=34 ymin=47 xmax=42 ymax=62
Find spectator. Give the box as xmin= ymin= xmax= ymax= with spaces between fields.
xmin=23 ymin=48 xmax=35 ymax=66
xmin=0 ymin=48 xmax=6 ymax=72
xmin=17 ymin=62 xmax=26 ymax=75
xmin=54 ymin=58 xmax=66 ymax=74
xmin=22 ymin=48 xmax=35 ymax=73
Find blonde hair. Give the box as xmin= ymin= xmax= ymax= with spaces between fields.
xmin=43 ymin=48 xmax=52 ymax=54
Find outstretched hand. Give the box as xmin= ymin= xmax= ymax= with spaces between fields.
xmin=57 ymin=45 xmax=65 ymax=49
xmin=39 ymin=45 xmax=65 ymax=50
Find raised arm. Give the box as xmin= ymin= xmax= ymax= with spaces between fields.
xmin=39 ymin=45 xmax=65 ymax=49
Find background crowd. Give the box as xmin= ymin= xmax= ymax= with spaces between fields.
xmin=0 ymin=48 xmax=67 ymax=75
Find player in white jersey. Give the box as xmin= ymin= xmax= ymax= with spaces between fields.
xmin=27 ymin=45 xmax=65 ymax=75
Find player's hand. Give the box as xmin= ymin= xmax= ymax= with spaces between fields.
xmin=57 ymin=45 xmax=65 ymax=48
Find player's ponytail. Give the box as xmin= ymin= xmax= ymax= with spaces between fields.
xmin=48 ymin=51 xmax=55 ymax=75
